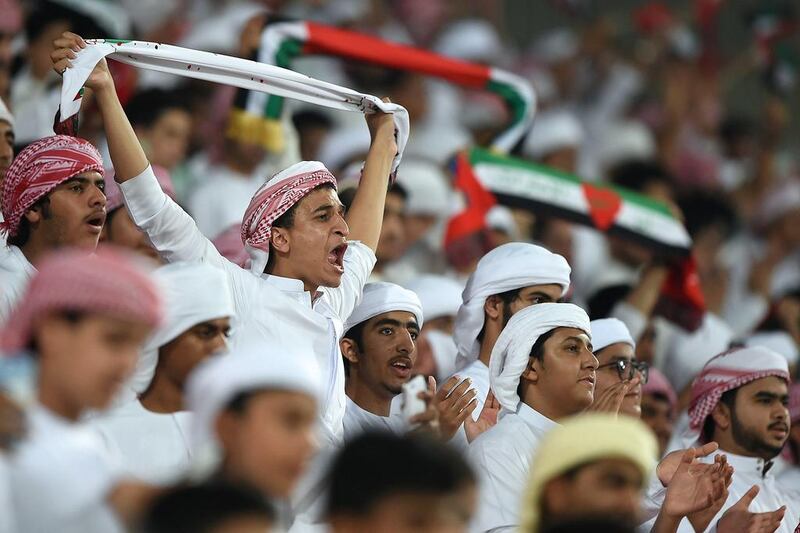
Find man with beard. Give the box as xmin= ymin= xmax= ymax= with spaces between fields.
xmin=646 ymin=346 xmax=798 ymax=532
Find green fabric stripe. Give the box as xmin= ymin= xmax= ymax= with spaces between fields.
xmin=263 ymin=38 xmax=303 ymax=119
xmin=486 ymin=79 xmax=527 ymax=125
xmin=104 ymin=39 xmax=132 ymax=44
xmin=468 ymin=147 xmax=675 ymax=217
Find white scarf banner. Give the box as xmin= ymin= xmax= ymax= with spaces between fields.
xmin=58 ymin=39 xmax=409 ymax=173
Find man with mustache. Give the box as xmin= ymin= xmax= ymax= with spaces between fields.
xmin=0 ymin=134 xmax=106 ymax=323
xmin=649 ymin=346 xmax=799 ymax=532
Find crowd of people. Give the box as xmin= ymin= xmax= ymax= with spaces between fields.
xmin=0 ymin=0 xmax=799 ymax=532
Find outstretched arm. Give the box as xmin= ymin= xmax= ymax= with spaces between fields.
xmin=344 ymin=103 xmax=397 ymax=250
xmin=51 ymin=32 xmax=149 ymax=182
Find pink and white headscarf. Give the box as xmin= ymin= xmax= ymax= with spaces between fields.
xmin=790 ymin=383 xmax=800 ymax=425
xmin=0 ymin=246 xmax=163 ymax=352
xmin=1 ymin=135 xmax=104 ymax=237
xmin=688 ymin=346 xmax=790 ymax=434
xmin=241 ymin=161 xmax=337 ymax=274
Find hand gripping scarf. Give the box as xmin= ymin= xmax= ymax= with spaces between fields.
xmin=58 ymin=39 xmax=409 ymax=176
xmin=489 ymin=302 xmax=590 ymax=413
xmin=1 ymin=135 xmax=103 ymax=236
xmin=241 ymin=161 xmax=337 ymax=275
xmin=688 ymin=346 xmax=790 ymax=434
xmin=0 ymin=246 xmax=162 ymax=352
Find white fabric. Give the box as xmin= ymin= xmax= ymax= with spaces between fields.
xmin=318 ymin=127 xmax=371 ymax=173
xmin=186 ymin=343 xmax=322 ymax=457
xmin=0 ymin=455 xmax=15 ymax=532
xmin=661 ymin=313 xmax=733 ymax=394
xmin=594 ymin=120 xmax=656 ymax=170
xmin=757 ymin=180 xmax=800 ymax=229
xmin=454 ymin=242 xmax=571 ymax=365
xmin=187 ymin=165 xmax=269 ymax=240
xmin=468 ymin=402 xmax=559 ymax=533
xmin=60 ymin=40 xmax=409 ymax=175
xmin=344 ymin=281 xmax=423 ymax=333
xmin=397 ymin=159 xmax=453 ymax=216
xmin=453 ymin=359 xmax=490 ymax=423
xmin=127 ymin=262 xmax=234 ymax=396
xmin=486 ymin=205 xmax=520 ymax=240
xmin=590 ymin=317 xmax=635 ymax=353
xmin=120 ymin=165 xmax=375 ymax=447
xmin=434 ymin=19 xmax=504 ymax=64
xmin=642 ymin=452 xmax=800 ymax=533
xmin=404 ymin=274 xmax=463 ymax=322
xmin=523 ymin=109 xmax=584 ymax=160
xmin=9 ymin=68 xmax=59 ymax=144
xmin=746 ymin=331 xmax=799 ymax=366
xmin=10 ymin=405 xmax=124 ymax=533
xmin=427 ymin=329 xmax=459 ymax=382
xmin=90 ymin=400 xmax=193 ymax=485
xmin=0 ymin=97 xmax=13 ymax=129
xmin=342 ymin=397 xmax=405 ymax=441
xmin=531 ymin=28 xmax=578 ymax=64
xmin=490 ymin=303 xmax=590 ymax=413
xmin=0 ymin=244 xmax=36 ymax=326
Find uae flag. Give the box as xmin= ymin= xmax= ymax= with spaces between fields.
xmin=230 ymin=19 xmax=535 ymax=154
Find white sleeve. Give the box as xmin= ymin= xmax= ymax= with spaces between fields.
xmin=468 ymin=444 xmax=523 ymax=532
xmin=120 ymin=165 xmax=231 ymax=270
xmin=610 ymin=302 xmax=648 ymax=342
xmin=640 ymin=465 xmax=668 ymax=523
xmin=320 ymin=240 xmax=376 ymax=322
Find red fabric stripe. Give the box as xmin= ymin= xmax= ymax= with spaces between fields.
xmin=304 ymin=22 xmax=491 ymax=88
xmin=444 ymin=152 xmax=496 ymax=244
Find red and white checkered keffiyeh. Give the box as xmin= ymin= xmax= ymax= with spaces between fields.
xmin=241 ymin=161 xmax=337 ymax=274
xmin=0 ymin=135 xmax=104 ymax=237
xmin=0 ymin=246 xmax=163 ymax=352
xmin=688 ymin=346 xmax=790 ymax=432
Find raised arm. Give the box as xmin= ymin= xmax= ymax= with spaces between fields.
xmin=51 ymin=32 xmax=149 ymax=182
xmin=344 ymin=102 xmax=397 ymax=250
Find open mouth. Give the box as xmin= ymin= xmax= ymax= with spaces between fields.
xmin=388 ymin=356 xmax=413 ymax=378
xmin=85 ymin=211 xmax=106 ymax=233
xmin=327 ymin=242 xmax=347 ymax=273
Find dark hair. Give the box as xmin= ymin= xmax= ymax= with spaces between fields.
xmin=125 ymin=89 xmax=190 ymax=129
xmin=608 ymin=159 xmax=674 ymax=195
xmin=142 ymin=481 xmax=275 ymax=533
xmin=8 ymin=196 xmax=51 ymax=248
xmin=325 ymin=432 xmax=475 ymax=518
xmin=677 ymin=192 xmax=737 ymax=240
xmin=587 ymin=284 xmax=632 ymax=320
xmin=339 ymin=182 xmax=406 ymax=214
xmin=291 ymin=110 xmax=333 ymax=133
xmin=25 ymin=1 xmax=105 ymax=43
xmin=341 ymin=321 xmax=367 ymax=376
xmin=476 ymin=288 xmax=523 ymax=343
xmin=702 ymin=388 xmax=738 ymax=442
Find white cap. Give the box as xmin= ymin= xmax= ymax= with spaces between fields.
xmin=344 ymin=282 xmax=424 ymax=333
xmin=434 ymin=19 xmax=504 ymax=64
xmin=397 ymin=158 xmax=453 ymax=216
xmin=746 ymin=331 xmax=799 ymax=366
xmin=596 ymin=121 xmax=656 ymax=171
xmin=590 ymin=318 xmax=636 ymax=353
xmin=523 ymin=109 xmax=584 ymax=160
xmin=531 ymin=28 xmax=579 ymax=64
xmin=186 ymin=343 xmax=322 ymax=453
xmin=486 ymin=205 xmax=520 ymax=240
xmin=405 ymin=275 xmax=464 ymax=322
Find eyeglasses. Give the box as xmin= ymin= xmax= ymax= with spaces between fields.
xmin=596 ymin=359 xmax=649 ymax=384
